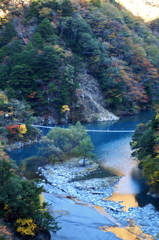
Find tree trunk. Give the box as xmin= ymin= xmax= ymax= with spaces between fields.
xmin=83 ymin=158 xmax=85 ymax=166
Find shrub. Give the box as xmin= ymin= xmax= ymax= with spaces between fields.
xmin=16 ymin=218 xmax=37 ymax=237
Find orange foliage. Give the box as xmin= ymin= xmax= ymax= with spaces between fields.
xmin=0 ymin=111 xmax=4 ymax=116
xmin=141 ymin=58 xmax=153 ymax=70
xmin=38 ymin=50 xmax=43 ymax=54
xmin=0 ymin=225 xmax=12 ymax=240
xmin=6 ymin=124 xmax=20 ymax=134
xmin=28 ymin=92 xmax=37 ymax=99
xmin=79 ymin=0 xmax=89 ymax=8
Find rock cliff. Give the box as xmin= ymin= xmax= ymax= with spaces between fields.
xmin=77 ymin=74 xmax=119 ymax=122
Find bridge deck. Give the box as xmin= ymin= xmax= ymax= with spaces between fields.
xmin=32 ymin=125 xmax=134 ymax=133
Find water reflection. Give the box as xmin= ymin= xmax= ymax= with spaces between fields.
xmin=107 ymin=193 xmax=138 ymax=212
xmin=98 ymin=135 xmax=141 ymax=211
xmin=99 ymin=225 xmax=154 ymax=240
xmin=9 ymin=111 xmax=158 ymax=210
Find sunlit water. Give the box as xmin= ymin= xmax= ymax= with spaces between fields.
xmin=9 ymin=111 xmax=159 ymax=211
xmin=97 ymin=135 xmax=140 ymax=210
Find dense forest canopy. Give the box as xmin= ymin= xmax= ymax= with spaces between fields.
xmin=0 ymin=0 xmax=159 ymax=121
xmin=131 ymin=109 xmax=159 ymax=194
xmin=0 ymin=0 xmax=159 ymax=237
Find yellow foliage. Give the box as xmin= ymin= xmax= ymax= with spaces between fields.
xmin=65 ymin=50 xmax=72 ymax=58
xmin=61 ymin=105 xmax=70 ymax=113
xmin=4 ymin=204 xmax=12 ymax=218
xmin=39 ymin=193 xmax=45 ymax=204
xmin=39 ymin=193 xmax=46 ymax=211
xmin=155 ymin=113 xmax=159 ymax=121
xmin=109 ymin=32 xmax=116 ymax=39
xmin=53 ymin=45 xmax=65 ymax=52
xmin=19 ymin=124 xmax=27 ymax=137
xmin=0 ymin=91 xmax=8 ymax=104
xmin=154 ymin=171 xmax=159 ymax=181
xmin=16 ymin=218 xmax=37 ymax=236
xmin=4 ymin=204 xmax=9 ymax=211
xmin=39 ymin=7 xmax=52 ymax=18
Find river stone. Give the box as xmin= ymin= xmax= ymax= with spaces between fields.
xmin=40 ymin=160 xmax=159 ymax=240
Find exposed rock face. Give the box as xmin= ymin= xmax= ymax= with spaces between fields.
xmin=77 ymin=74 xmax=119 ymax=122
xmin=12 ymin=17 xmax=37 ymax=44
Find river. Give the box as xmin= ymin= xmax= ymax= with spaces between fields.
xmin=9 ymin=111 xmax=159 ymax=211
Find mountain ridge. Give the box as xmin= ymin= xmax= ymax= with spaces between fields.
xmin=0 ymin=0 xmax=159 ymax=122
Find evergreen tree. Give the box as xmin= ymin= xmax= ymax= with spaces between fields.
xmin=59 ymin=0 xmax=74 ymax=16
xmin=0 ymin=22 xmax=16 ymax=46
xmin=0 ymin=159 xmax=60 ymax=235
xmin=72 ymin=136 xmax=97 ymax=166
xmin=32 ymin=32 xmax=44 ymax=49
xmin=37 ymin=18 xmax=54 ymax=39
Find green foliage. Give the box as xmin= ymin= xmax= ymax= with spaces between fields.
xmin=39 ymin=122 xmax=96 ymax=164
xmin=145 ymin=35 xmax=156 ymax=45
xmin=101 ymin=3 xmax=122 ymax=19
xmin=72 ymin=136 xmax=97 ymax=166
xmin=37 ymin=18 xmax=55 ymax=39
xmin=0 ymin=0 xmax=159 ymax=118
xmin=0 ymin=159 xmax=13 ymax=187
xmin=146 ymin=45 xmax=158 ymax=63
xmin=59 ymin=0 xmax=74 ymax=17
xmin=0 ymin=158 xmax=59 ymax=235
xmin=0 ymin=46 xmax=8 ymax=63
xmin=90 ymin=0 xmax=101 ymax=8
xmin=0 ymin=65 xmax=9 ymax=90
xmin=7 ymin=40 xmax=22 ymax=56
xmin=0 ymin=23 xmax=16 ymax=46
xmin=0 ymin=236 xmax=6 ymax=240
xmin=131 ymin=113 xmax=159 ymax=193
xmin=32 ymin=32 xmax=45 ymax=49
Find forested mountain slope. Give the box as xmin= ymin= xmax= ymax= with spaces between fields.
xmin=0 ymin=0 xmax=159 ymax=122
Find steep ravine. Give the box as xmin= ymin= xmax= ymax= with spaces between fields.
xmin=77 ymin=74 xmax=119 ymax=122
xmin=35 ymin=73 xmax=119 ymax=125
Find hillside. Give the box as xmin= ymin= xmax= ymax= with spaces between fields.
xmin=0 ymin=0 xmax=159 ymax=122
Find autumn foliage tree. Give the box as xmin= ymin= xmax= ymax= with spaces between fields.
xmin=131 ymin=110 xmax=159 ymax=193
xmin=0 ymin=158 xmax=60 ymax=237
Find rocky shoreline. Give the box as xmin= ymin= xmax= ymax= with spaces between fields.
xmin=38 ymin=159 xmax=159 ymax=239
xmin=5 ymin=129 xmax=43 ymax=152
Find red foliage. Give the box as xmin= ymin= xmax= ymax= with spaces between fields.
xmin=6 ymin=124 xmax=20 ymax=134
xmin=113 ymin=62 xmax=118 ymax=66
xmin=38 ymin=50 xmax=43 ymax=55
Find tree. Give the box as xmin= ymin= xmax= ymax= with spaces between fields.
xmin=0 ymin=65 xmax=9 ymax=90
xmin=0 ymin=159 xmax=60 ymax=236
xmin=0 ymin=159 xmax=13 ymax=187
xmin=31 ymin=32 xmax=44 ymax=49
xmin=0 ymin=22 xmax=16 ymax=46
xmin=39 ymin=122 xmax=96 ymax=165
xmin=59 ymin=0 xmax=74 ymax=17
xmin=37 ymin=18 xmax=55 ymax=39
xmin=72 ymin=136 xmax=97 ymax=166
xmin=130 ymin=112 xmax=159 ymax=193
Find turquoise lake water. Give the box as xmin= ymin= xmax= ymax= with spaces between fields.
xmin=9 ymin=111 xmax=159 ymax=210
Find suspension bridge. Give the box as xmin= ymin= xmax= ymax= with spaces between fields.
xmin=32 ymin=125 xmax=135 ymax=133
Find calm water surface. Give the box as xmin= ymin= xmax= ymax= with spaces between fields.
xmin=9 ymin=111 xmax=159 ymax=211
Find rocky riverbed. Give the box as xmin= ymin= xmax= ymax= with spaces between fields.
xmin=38 ymin=160 xmax=159 ymax=240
